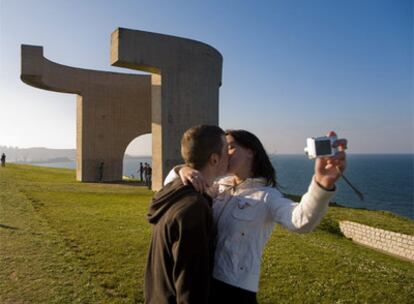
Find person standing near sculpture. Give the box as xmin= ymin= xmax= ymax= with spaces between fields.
xmin=147 ymin=164 xmax=152 ymax=189
xmin=1 ymin=153 xmax=6 ymax=167
xmin=144 ymin=163 xmax=149 ymax=184
xmin=138 ymin=162 xmax=144 ymax=182
xmin=98 ymin=162 xmax=104 ymax=181
xmin=144 ymin=125 xmax=229 ymax=304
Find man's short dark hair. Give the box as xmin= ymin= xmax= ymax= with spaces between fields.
xmin=181 ymin=125 xmax=225 ymax=170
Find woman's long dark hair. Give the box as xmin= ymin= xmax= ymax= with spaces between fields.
xmin=225 ymin=129 xmax=277 ymax=188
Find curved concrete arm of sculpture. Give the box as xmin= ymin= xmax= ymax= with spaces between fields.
xmin=21 ymin=44 xmax=146 ymax=95
xmin=21 ymin=45 xmax=87 ymax=94
xmin=111 ymin=27 xmax=223 ymax=86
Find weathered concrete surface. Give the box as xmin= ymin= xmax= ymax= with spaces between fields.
xmin=21 ymin=45 xmax=151 ymax=182
xmin=111 ymin=28 xmax=223 ymax=190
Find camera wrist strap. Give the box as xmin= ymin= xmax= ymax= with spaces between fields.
xmin=335 ymin=166 xmax=364 ymax=201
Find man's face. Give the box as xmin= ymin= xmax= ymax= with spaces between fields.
xmin=216 ymin=135 xmax=229 ymax=177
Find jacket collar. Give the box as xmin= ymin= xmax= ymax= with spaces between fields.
xmin=218 ymin=175 xmax=267 ymax=190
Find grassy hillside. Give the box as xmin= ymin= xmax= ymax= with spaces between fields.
xmin=1 ymin=164 xmax=413 ymax=303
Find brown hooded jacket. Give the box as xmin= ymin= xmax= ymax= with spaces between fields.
xmin=144 ymin=178 xmax=214 ymax=304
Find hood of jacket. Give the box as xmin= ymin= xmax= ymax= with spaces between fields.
xmin=147 ymin=178 xmax=203 ymax=224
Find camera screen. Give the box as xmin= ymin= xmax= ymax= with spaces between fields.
xmin=315 ymin=140 xmax=332 ymax=155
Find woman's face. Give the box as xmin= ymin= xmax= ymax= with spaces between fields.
xmin=226 ymin=135 xmax=253 ymax=175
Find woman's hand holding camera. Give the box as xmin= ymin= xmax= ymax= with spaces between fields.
xmin=314 ymin=131 xmax=348 ymax=190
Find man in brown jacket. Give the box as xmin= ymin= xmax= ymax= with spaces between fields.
xmin=144 ymin=125 xmax=229 ymax=304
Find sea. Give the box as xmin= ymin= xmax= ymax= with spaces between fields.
xmin=31 ymin=154 xmax=413 ymax=220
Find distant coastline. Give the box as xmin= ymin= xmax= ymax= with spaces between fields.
xmin=2 ymin=144 xmax=412 ymax=165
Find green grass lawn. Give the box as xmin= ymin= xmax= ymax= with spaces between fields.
xmin=1 ymin=164 xmax=413 ymax=303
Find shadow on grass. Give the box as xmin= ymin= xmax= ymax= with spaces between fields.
xmin=0 ymin=223 xmax=19 ymax=230
xmin=83 ymin=180 xmax=151 ymax=188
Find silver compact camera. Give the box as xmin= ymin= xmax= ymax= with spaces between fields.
xmin=304 ymin=135 xmax=338 ymax=159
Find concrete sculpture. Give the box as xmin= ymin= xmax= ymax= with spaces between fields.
xmin=21 ymin=45 xmax=151 ymax=182
xmin=111 ymin=28 xmax=223 ymax=190
xmin=21 ymin=29 xmax=222 ymax=190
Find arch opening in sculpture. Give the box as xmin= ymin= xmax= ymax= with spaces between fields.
xmin=122 ymin=134 xmax=152 ymax=181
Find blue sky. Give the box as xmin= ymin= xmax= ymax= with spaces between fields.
xmin=0 ymin=0 xmax=412 ymax=154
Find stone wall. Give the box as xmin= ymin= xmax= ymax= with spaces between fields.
xmin=339 ymin=220 xmax=414 ymax=262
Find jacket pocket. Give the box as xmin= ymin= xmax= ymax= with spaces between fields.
xmin=231 ymin=198 xmax=260 ymax=221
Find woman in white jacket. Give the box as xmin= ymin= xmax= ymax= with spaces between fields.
xmin=165 ymin=129 xmax=347 ymax=304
